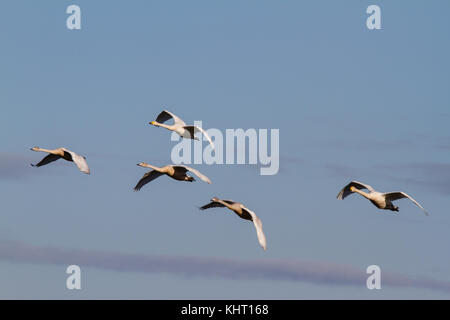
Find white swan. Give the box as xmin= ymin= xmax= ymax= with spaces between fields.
xmin=134 ymin=163 xmax=212 ymax=191
xmin=337 ymin=181 xmax=429 ymax=215
xmin=30 ymin=147 xmax=90 ymax=174
xmin=150 ymin=110 xmax=215 ymax=149
xmin=200 ymin=198 xmax=267 ymax=251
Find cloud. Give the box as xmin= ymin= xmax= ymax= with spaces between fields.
xmin=324 ymin=163 xmax=365 ymax=179
xmin=433 ymin=137 xmax=450 ymax=151
xmin=324 ymin=162 xmax=450 ymax=195
xmin=1 ymin=240 xmax=449 ymax=293
xmin=317 ymin=138 xmax=416 ymax=151
xmin=384 ymin=163 xmax=450 ymax=195
xmin=0 ymin=152 xmax=34 ymax=179
xmin=314 ymin=133 xmax=450 ymax=154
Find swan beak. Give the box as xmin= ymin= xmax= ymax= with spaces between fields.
xmin=350 ymin=186 xmax=356 ymax=192
xmin=150 ymin=121 xmax=156 ymax=125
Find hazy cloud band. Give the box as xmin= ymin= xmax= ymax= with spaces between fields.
xmin=0 ymin=240 xmax=449 ymax=293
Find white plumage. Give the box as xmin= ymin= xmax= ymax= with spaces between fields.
xmin=337 ymin=180 xmax=429 ymax=216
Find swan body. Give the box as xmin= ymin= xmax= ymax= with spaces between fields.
xmin=134 ymin=163 xmax=212 ymax=191
xmin=337 ymin=181 xmax=429 ymax=216
xmin=150 ymin=110 xmax=215 ymax=149
xmin=200 ymin=198 xmax=267 ymax=251
xmin=30 ymin=147 xmax=90 ymax=174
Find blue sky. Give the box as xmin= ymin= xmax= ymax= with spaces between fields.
xmin=0 ymin=0 xmax=450 ymax=299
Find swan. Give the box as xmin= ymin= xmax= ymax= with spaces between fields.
xmin=30 ymin=147 xmax=90 ymax=174
xmin=337 ymin=181 xmax=429 ymax=215
xmin=150 ymin=110 xmax=215 ymax=149
xmin=200 ymin=198 xmax=267 ymax=251
xmin=134 ymin=163 xmax=212 ymax=191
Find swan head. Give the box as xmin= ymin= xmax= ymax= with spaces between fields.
xmin=212 ymin=197 xmax=220 ymax=202
xmin=137 ymin=162 xmax=148 ymax=167
xmin=149 ymin=121 xmax=157 ymax=126
xmin=30 ymin=147 xmax=40 ymax=151
xmin=350 ymin=186 xmax=356 ymax=192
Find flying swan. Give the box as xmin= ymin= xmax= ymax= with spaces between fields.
xmin=337 ymin=181 xmax=429 ymax=215
xmin=134 ymin=163 xmax=212 ymax=191
xmin=30 ymin=147 xmax=90 ymax=174
xmin=150 ymin=110 xmax=215 ymax=149
xmin=200 ymin=198 xmax=267 ymax=251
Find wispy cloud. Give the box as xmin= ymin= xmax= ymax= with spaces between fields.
xmin=433 ymin=137 xmax=450 ymax=151
xmin=383 ymin=163 xmax=450 ymax=195
xmin=0 ymin=152 xmax=35 ymax=179
xmin=314 ymin=133 xmax=450 ymax=153
xmin=325 ymin=162 xmax=450 ymax=196
xmin=1 ymin=240 xmax=449 ymax=293
xmin=316 ymin=138 xmax=417 ymax=151
xmin=324 ymin=163 xmax=365 ymax=179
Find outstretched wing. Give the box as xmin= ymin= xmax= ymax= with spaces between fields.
xmin=174 ymin=165 xmax=212 ymax=184
xmin=62 ymin=149 xmax=90 ymax=174
xmin=199 ymin=199 xmax=235 ymax=210
xmin=183 ymin=126 xmax=215 ymax=150
xmin=134 ymin=170 xmax=165 ymax=191
xmin=31 ymin=154 xmax=61 ymax=167
xmin=337 ymin=181 xmax=375 ymax=200
xmin=384 ymin=192 xmax=429 ymax=216
xmin=155 ymin=110 xmax=186 ymax=126
xmin=242 ymin=206 xmax=267 ymax=251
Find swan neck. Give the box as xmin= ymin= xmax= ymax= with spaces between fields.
xmin=216 ymin=200 xmax=233 ymax=210
xmin=156 ymin=122 xmax=171 ymax=130
xmin=35 ymin=148 xmax=55 ymax=154
xmin=142 ymin=164 xmax=161 ymax=171
xmin=353 ymin=188 xmax=371 ymax=199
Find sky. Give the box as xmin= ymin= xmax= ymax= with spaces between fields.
xmin=0 ymin=0 xmax=449 ymax=299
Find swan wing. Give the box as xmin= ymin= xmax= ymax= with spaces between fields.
xmin=200 ymin=201 xmax=226 ymax=210
xmin=242 ymin=206 xmax=267 ymax=251
xmin=134 ymin=170 xmax=165 ymax=191
xmin=183 ymin=126 xmax=215 ymax=150
xmin=384 ymin=192 xmax=429 ymax=216
xmin=337 ymin=181 xmax=375 ymax=200
xmin=155 ymin=110 xmax=186 ymax=126
xmin=200 ymin=199 xmax=235 ymax=210
xmin=174 ymin=165 xmax=212 ymax=184
xmin=31 ymin=154 xmax=61 ymax=167
xmin=62 ymin=148 xmax=90 ymax=174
